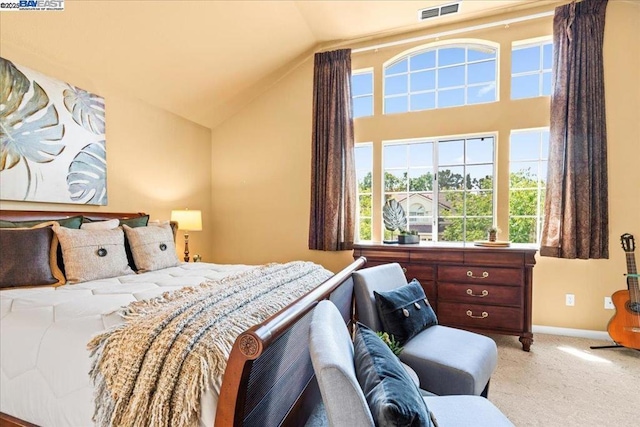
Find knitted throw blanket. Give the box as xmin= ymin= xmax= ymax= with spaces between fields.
xmin=87 ymin=261 xmax=332 ymax=427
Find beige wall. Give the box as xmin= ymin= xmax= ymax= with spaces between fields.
xmin=211 ymin=1 xmax=640 ymax=331
xmin=0 ymin=44 xmax=214 ymax=262
xmin=210 ymin=58 xmax=352 ymax=273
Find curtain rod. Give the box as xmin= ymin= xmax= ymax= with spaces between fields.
xmin=349 ymin=10 xmax=555 ymax=54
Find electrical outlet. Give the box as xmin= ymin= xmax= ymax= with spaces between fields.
xmin=565 ymin=294 xmax=575 ymax=306
xmin=604 ymin=296 xmax=615 ymax=310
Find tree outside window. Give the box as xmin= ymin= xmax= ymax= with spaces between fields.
xmin=509 ymin=129 xmax=549 ymax=243
xmin=355 ymin=144 xmax=373 ymax=240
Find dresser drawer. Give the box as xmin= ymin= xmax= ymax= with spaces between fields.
xmin=357 ymin=248 xmax=409 ymax=263
xmin=396 ymin=264 xmax=434 ymax=304
xmin=438 ymin=302 xmax=523 ymax=331
xmin=438 ymin=282 xmax=522 ymax=307
xmin=437 ymin=265 xmax=522 ymax=286
xmin=403 ymin=264 xmax=435 ymax=281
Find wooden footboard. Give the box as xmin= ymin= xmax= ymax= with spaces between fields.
xmin=216 ymin=257 xmax=366 ymax=427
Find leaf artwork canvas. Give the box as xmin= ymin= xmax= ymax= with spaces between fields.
xmin=0 ymin=57 xmax=107 ymax=205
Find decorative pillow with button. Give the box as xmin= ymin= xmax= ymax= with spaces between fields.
xmin=121 ymin=216 xmax=150 ymax=271
xmin=374 ymin=279 xmax=438 ymax=345
xmin=122 ymin=223 xmax=179 ymax=273
xmin=53 ymin=224 xmax=134 ymax=283
xmin=82 ymin=215 xmax=150 ymax=271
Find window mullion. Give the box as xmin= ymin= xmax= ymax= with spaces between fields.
xmin=433 ymin=141 xmax=439 ymax=242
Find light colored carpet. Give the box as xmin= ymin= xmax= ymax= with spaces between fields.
xmin=489 ymin=333 xmax=640 ymax=426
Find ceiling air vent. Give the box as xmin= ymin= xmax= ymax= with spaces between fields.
xmin=418 ymin=2 xmax=461 ymax=21
xmin=440 ymin=3 xmax=460 ymax=16
xmin=420 ymin=7 xmax=440 ymax=20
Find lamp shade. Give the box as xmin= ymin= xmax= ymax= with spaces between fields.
xmin=171 ymin=209 xmax=202 ymax=231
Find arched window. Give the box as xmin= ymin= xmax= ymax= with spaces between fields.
xmin=384 ymin=42 xmax=498 ymax=114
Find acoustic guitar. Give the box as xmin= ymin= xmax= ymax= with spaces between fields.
xmin=607 ymin=233 xmax=640 ymax=350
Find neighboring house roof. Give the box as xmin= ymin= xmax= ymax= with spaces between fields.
xmin=392 ymin=192 xmax=452 ymax=212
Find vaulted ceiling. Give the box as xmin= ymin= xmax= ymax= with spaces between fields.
xmin=0 ymin=1 xmax=557 ymax=129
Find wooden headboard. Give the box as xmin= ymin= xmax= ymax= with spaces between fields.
xmin=0 ymin=210 xmax=147 ymax=222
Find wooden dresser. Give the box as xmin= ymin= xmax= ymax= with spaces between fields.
xmin=353 ymin=242 xmax=537 ymax=351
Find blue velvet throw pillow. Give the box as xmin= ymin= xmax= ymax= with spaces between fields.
xmin=374 ymin=279 xmax=437 ymax=345
xmin=354 ymin=323 xmax=433 ymax=427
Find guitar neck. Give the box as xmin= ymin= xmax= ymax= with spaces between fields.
xmin=626 ymin=252 xmax=639 ymax=301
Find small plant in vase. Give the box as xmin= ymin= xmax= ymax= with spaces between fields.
xmin=376 ymin=331 xmax=403 ymax=356
xmin=487 ymin=226 xmax=500 ymax=242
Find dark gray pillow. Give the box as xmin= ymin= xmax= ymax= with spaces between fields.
xmin=374 ymin=279 xmax=437 ymax=345
xmin=354 ymin=323 xmax=433 ymax=427
xmin=0 ymin=215 xmax=84 ymax=277
xmin=0 ymin=226 xmax=64 ymax=288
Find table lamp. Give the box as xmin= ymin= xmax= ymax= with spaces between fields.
xmin=170 ymin=209 xmax=202 ymax=262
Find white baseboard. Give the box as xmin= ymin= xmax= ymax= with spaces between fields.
xmin=532 ymin=325 xmax=611 ymax=341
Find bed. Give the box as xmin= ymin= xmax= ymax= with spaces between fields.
xmin=0 ymin=210 xmax=365 ymax=427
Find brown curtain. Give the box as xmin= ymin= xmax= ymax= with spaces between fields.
xmin=540 ymin=0 xmax=609 ymax=259
xmin=308 ymin=49 xmax=355 ymax=251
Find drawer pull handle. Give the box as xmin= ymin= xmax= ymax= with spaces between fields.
xmin=402 ymin=267 xmax=407 ymax=273
xmin=466 ymin=289 xmax=489 ymax=297
xmin=466 ymin=310 xmax=489 ymax=319
xmin=467 ymin=271 xmax=489 ymax=279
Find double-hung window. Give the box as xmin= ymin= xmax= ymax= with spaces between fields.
xmin=383 ymin=135 xmax=495 ymax=242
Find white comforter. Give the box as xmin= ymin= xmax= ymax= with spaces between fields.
xmin=0 ymin=262 xmax=255 ymax=427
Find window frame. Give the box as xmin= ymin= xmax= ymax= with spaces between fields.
xmin=381 ymin=132 xmax=497 ymax=243
xmin=351 ymin=68 xmax=374 ymax=118
xmin=511 ymin=37 xmax=553 ymax=100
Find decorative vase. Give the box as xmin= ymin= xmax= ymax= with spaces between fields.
xmin=488 ymin=230 xmax=497 ymax=242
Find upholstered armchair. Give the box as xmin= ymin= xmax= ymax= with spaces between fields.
xmin=309 ymin=300 xmax=513 ymax=426
xmin=353 ymin=263 xmax=498 ymax=397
